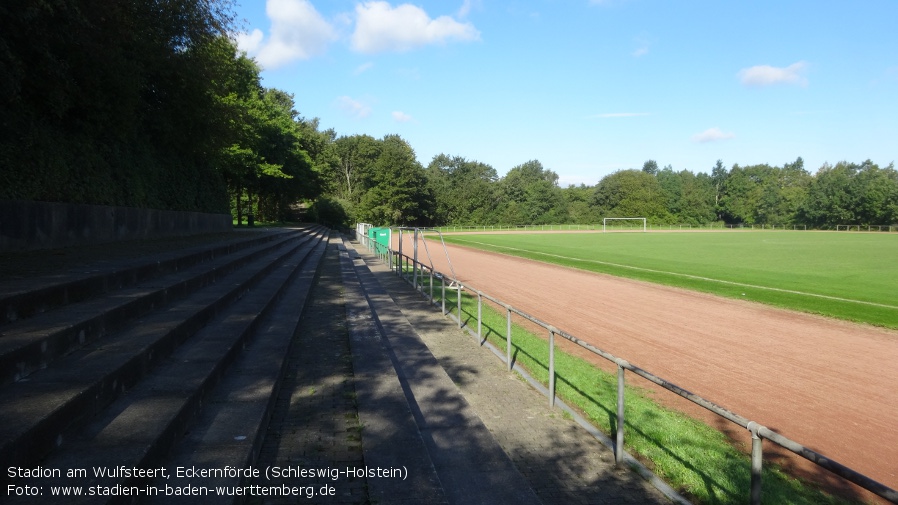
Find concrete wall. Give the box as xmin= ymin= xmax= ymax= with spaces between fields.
xmin=0 ymin=200 xmax=232 ymax=251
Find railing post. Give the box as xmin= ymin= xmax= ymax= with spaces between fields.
xmin=442 ymin=278 xmax=446 ymax=315
xmin=429 ymin=270 xmax=434 ymax=303
xmin=615 ymin=364 xmax=625 ymax=466
xmin=549 ymin=330 xmax=556 ymax=408
xmin=477 ymin=292 xmax=482 ymax=343
xmin=506 ymin=307 xmax=512 ymax=371
xmin=457 ymin=284 xmax=462 ymax=328
xmin=748 ymin=421 xmax=763 ymax=505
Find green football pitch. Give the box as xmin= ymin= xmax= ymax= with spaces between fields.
xmin=441 ymin=230 xmax=898 ymax=330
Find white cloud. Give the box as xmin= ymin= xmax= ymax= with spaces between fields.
xmin=692 ymin=127 xmax=735 ymax=143
xmin=392 ymin=111 xmax=413 ymax=122
xmin=337 ymin=96 xmax=372 ymax=119
xmin=238 ymin=0 xmax=338 ymax=69
xmin=354 ymin=62 xmax=375 ymax=75
xmin=235 ymin=29 xmax=264 ymax=54
xmin=351 ymin=1 xmax=480 ymax=54
xmin=458 ymin=0 xmax=480 ymax=18
xmin=738 ymin=61 xmax=809 ymax=87
xmin=593 ymin=112 xmax=650 ymax=118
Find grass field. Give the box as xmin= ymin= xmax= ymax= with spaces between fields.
xmin=441 ymin=230 xmax=898 ymax=330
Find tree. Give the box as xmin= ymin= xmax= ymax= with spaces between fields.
xmin=656 ymin=165 xmax=683 ymax=219
xmin=799 ymin=162 xmax=855 ymax=228
xmin=851 ymin=160 xmax=898 ymax=225
xmin=494 ymin=160 xmax=565 ymax=224
xmin=677 ymin=171 xmax=717 ymax=225
xmin=642 ymin=160 xmax=659 ymax=176
xmin=426 ymin=154 xmax=498 ymax=225
xmin=0 ymin=0 xmax=240 ymax=212
xmin=591 ymin=170 xmax=671 ymax=221
xmin=711 ymin=159 xmax=728 ymax=220
xmin=561 ymin=184 xmax=600 ymax=224
xmin=326 ymin=134 xmax=381 ymax=202
xmin=356 ymin=135 xmax=434 ymax=226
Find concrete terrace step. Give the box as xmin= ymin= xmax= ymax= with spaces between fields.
xmin=144 ymin=234 xmax=333 ymax=504
xmin=0 ymin=230 xmax=310 ymax=385
xmin=0 ymin=227 xmax=328 ymax=482
xmin=0 ymin=228 xmax=296 ymax=326
xmin=4 ymin=232 xmax=330 ymax=505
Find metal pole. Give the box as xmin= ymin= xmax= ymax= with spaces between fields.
xmin=616 ymin=364 xmax=625 ymax=465
xmin=477 ymin=292 xmax=482 ymax=343
xmin=549 ymin=330 xmax=556 ymax=408
xmin=442 ymin=278 xmax=446 ymax=315
xmin=506 ymin=307 xmax=512 ymax=371
xmin=748 ymin=421 xmax=763 ymax=505
xmin=429 ymin=270 xmax=433 ymax=303
xmin=413 ymin=229 xmax=418 ymax=289
xmin=457 ymin=284 xmax=462 ymax=328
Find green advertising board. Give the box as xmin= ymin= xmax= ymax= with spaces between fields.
xmin=368 ymin=227 xmax=391 ymax=254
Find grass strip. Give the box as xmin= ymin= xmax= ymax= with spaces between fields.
xmin=409 ymin=270 xmax=860 ymax=505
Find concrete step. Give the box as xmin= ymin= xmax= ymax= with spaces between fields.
xmin=3 ymin=231 xmax=330 ymax=505
xmin=0 ymin=231 xmax=309 ymax=385
xmin=0 ymin=229 xmax=296 ymax=327
xmin=144 ymin=234 xmax=333 ymax=504
xmin=0 ymin=227 xmax=328 ymax=480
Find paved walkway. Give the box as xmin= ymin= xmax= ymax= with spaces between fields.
xmin=338 ymin=237 xmax=678 ymax=504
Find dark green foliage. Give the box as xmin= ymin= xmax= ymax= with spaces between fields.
xmin=355 ymin=135 xmax=434 ymax=226
xmin=426 ymin=154 xmax=498 ymax=225
xmin=0 ymin=0 xmax=240 ymax=212
xmin=591 ymin=169 xmax=672 ymax=221
xmin=800 ymin=160 xmax=898 ymax=228
xmin=308 ymin=196 xmax=352 ymax=229
xmin=494 ymin=160 xmax=565 ymax=225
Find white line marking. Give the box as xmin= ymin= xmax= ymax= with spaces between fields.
xmin=457 ymin=240 xmax=898 ymax=311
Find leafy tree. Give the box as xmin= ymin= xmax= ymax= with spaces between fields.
xmin=591 ymin=169 xmax=671 ymax=222
xmin=426 ymin=154 xmax=498 ymax=225
xmin=561 ymin=184 xmax=600 ymax=224
xmin=799 ymin=162 xmax=856 ymax=228
xmin=326 ymin=134 xmax=381 ymax=202
xmin=656 ymin=166 xmax=684 ymax=218
xmin=642 ymin=159 xmax=659 ymax=176
xmin=0 ymin=0 xmax=239 ymax=211
xmin=677 ymin=171 xmax=717 ymax=225
xmin=851 ymin=160 xmax=898 ymax=225
xmin=710 ymin=159 xmax=728 ymax=220
xmin=356 ymin=135 xmax=434 ymax=226
xmin=495 ymin=160 xmax=565 ymax=224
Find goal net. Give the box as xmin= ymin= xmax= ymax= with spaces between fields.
xmin=602 ymin=217 xmax=647 ymax=233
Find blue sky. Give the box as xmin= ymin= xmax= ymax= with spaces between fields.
xmin=234 ymin=0 xmax=897 ymax=186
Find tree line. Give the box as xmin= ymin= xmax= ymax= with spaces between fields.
xmin=3 ymin=1 xmax=895 ymax=230
xmin=318 ymin=140 xmax=898 ymax=230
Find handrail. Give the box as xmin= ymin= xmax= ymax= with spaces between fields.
xmin=373 ymin=243 xmax=898 ymax=505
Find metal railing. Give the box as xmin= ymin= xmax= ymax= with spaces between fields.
xmin=355 ymin=231 xmax=898 ymax=505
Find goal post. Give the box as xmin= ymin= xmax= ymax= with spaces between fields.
xmin=602 ymin=217 xmax=647 ymax=233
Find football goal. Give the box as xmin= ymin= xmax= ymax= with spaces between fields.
xmin=602 ymin=217 xmax=647 ymax=233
